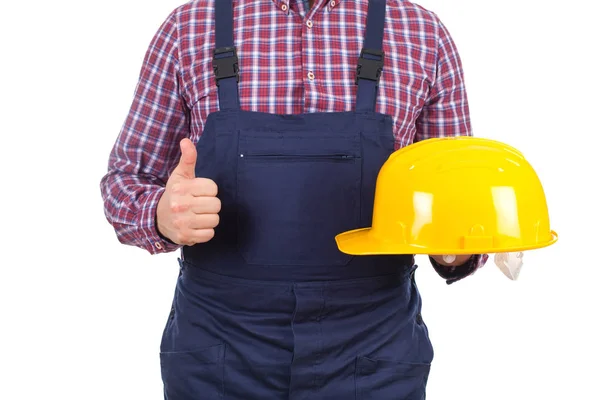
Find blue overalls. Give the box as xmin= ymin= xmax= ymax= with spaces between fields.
xmin=159 ymin=0 xmax=434 ymax=398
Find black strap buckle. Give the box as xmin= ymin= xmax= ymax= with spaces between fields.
xmin=213 ymin=46 xmax=239 ymax=86
xmin=355 ymin=48 xmax=385 ymax=84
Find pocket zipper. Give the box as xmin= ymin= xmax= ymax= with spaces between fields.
xmin=240 ymin=154 xmax=356 ymax=161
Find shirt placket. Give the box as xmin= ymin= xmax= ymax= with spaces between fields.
xmin=301 ymin=1 xmax=320 ymax=112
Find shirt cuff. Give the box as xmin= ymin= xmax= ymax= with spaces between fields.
xmin=430 ymin=254 xmax=488 ymax=284
xmin=137 ymin=187 xmax=182 ymax=254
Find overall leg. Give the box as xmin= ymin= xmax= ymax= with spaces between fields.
xmin=289 ymin=268 xmax=433 ymax=400
xmin=160 ymin=262 xmax=295 ymax=400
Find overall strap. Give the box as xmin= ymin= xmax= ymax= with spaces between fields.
xmin=355 ymin=0 xmax=387 ymax=113
xmin=213 ymin=0 xmax=240 ymax=110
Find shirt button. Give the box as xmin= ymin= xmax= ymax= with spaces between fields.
xmin=155 ymin=242 xmax=163 ymax=250
xmin=281 ymin=4 xmax=288 ymax=11
xmin=306 ymin=20 xmax=313 ymax=28
xmin=330 ymin=0 xmax=336 ymax=7
xmin=307 ymin=72 xmax=315 ymax=81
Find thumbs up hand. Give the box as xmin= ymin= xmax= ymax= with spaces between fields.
xmin=156 ymin=138 xmax=221 ymax=246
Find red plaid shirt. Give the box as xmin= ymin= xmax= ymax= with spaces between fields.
xmin=100 ymin=0 xmax=486 ymax=279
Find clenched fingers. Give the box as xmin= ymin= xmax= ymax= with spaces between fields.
xmin=189 ymin=213 xmax=220 ymax=230
xmin=189 ymin=178 xmax=218 ymax=197
xmin=191 ymin=196 xmax=221 ymax=214
xmin=175 ymin=229 xmax=215 ymax=246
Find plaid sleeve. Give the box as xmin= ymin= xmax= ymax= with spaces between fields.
xmin=417 ymin=16 xmax=489 ymax=281
xmin=99 ymin=10 xmax=188 ymax=255
xmin=415 ymin=16 xmax=472 ymax=140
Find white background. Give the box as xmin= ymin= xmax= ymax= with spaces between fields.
xmin=1 ymin=0 xmax=598 ymax=399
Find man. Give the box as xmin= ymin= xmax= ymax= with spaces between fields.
xmin=100 ymin=0 xmax=486 ymax=398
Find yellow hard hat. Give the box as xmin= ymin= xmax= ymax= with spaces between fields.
xmin=335 ymin=137 xmax=558 ymax=255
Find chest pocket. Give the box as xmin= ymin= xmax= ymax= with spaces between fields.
xmin=235 ymin=130 xmax=362 ymax=266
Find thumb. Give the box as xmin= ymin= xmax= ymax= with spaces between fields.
xmin=173 ymin=138 xmax=197 ymax=179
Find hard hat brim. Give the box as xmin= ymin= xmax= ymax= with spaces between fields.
xmin=335 ymin=229 xmax=558 ymax=256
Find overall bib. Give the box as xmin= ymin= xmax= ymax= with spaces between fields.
xmin=159 ymin=0 xmax=434 ymax=398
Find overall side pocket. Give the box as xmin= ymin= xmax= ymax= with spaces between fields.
xmin=355 ymin=356 xmax=431 ymax=400
xmin=160 ymin=343 xmax=225 ymax=400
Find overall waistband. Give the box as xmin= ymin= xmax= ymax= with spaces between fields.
xmin=179 ymin=253 xmax=414 ymax=282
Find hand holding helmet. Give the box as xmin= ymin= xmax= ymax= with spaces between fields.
xmin=335 ymin=137 xmax=558 ymax=280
